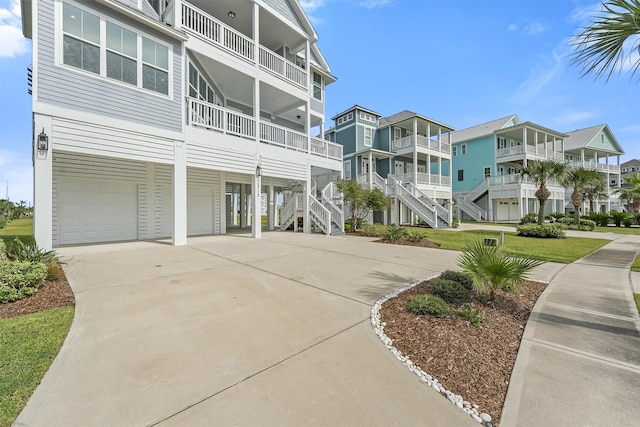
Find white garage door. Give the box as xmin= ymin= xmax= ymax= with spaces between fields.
xmin=58 ymin=178 xmax=139 ymax=244
xmin=188 ymin=186 xmax=214 ymax=235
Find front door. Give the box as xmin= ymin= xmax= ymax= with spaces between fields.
xmin=395 ymin=161 xmax=404 ymax=174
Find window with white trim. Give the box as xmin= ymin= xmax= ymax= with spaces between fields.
xmin=344 ymin=160 xmax=352 ymax=180
xmin=394 ymin=127 xmax=401 ymax=140
xmin=364 ymin=127 xmax=372 ymax=147
xmin=461 ymin=143 xmax=467 ymax=155
xmin=497 ymin=137 xmax=507 ymax=149
xmin=63 ymin=3 xmax=100 ymax=74
xmin=106 ymin=22 xmax=137 ymax=85
xmin=313 ymin=72 xmax=322 ymax=100
xmin=188 ymin=62 xmax=218 ymax=104
xmin=483 ymin=166 xmax=491 ymax=178
xmin=60 ymin=2 xmax=171 ymax=96
xmin=452 ymin=145 xmax=457 ymax=156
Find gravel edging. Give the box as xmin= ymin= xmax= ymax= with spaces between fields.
xmin=370 ymin=276 xmax=493 ymax=426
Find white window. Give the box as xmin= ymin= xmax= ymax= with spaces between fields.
xmin=60 ymin=2 xmax=172 ymax=96
xmin=483 ymin=167 xmax=491 ymax=178
xmin=313 ymin=72 xmax=322 ymax=101
xmin=394 ymin=127 xmax=402 ymax=140
xmin=347 ymin=112 xmax=353 ymax=121
xmin=364 ymin=127 xmax=372 ymax=147
xmin=497 ymin=137 xmax=507 ymax=149
xmin=452 ymin=146 xmax=457 ymax=156
xmin=142 ymin=36 xmax=169 ymax=95
xmin=189 ymin=62 xmax=218 ymax=104
xmin=344 ymin=161 xmax=352 ymax=180
xmin=106 ymin=22 xmax=137 ymax=85
xmin=63 ymin=3 xmax=100 ymax=74
xmin=461 ymin=144 xmax=467 ymax=155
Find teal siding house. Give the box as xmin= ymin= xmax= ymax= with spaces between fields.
xmin=326 ymin=105 xmax=455 ymax=228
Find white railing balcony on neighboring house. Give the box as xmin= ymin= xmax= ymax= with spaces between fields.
xmin=391 ymin=173 xmax=451 ymax=187
xmin=182 ymin=2 xmax=307 ymax=90
xmin=496 ymin=145 xmax=564 ymax=160
xmin=392 ymin=135 xmax=450 ymax=155
xmin=568 ymin=161 xmax=620 ymax=173
xmin=188 ymin=97 xmax=342 ymax=162
xmin=310 ymin=138 xmax=343 ymax=161
xmin=488 ymin=173 xmax=562 ymax=188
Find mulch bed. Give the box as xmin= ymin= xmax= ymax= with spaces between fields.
xmin=0 ymin=271 xmax=74 ymax=320
xmin=380 ymin=279 xmax=546 ymax=426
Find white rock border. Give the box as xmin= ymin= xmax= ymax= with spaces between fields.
xmin=370 ymin=275 xmax=492 ymax=426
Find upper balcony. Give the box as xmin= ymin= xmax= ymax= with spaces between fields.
xmin=496 ymin=144 xmax=564 ymax=161
xmin=567 ymin=160 xmax=620 ymax=174
xmin=488 ymin=173 xmax=563 ymax=190
xmin=494 ymin=122 xmax=567 ymax=162
xmin=392 ymin=135 xmax=450 ymax=157
xmin=187 ymin=97 xmax=342 ymax=161
xmin=180 ymin=1 xmax=317 ymax=95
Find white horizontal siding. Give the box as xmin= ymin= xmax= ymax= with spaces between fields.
xmin=53 ymin=151 xmax=148 ymax=181
xmin=52 ymin=117 xmax=175 ymax=163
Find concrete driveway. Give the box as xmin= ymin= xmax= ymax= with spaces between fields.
xmin=14 ymin=232 xmax=494 ymax=427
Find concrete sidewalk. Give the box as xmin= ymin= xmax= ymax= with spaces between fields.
xmin=14 ymin=233 xmax=480 ymax=427
xmin=501 ymin=235 xmax=640 ymax=426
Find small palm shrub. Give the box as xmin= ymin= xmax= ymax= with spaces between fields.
xmin=0 ymin=261 xmax=47 ymax=303
xmin=516 ymin=223 xmax=566 ymax=238
xmin=439 ymin=270 xmax=474 ymax=290
xmin=457 ymin=307 xmax=486 ymax=327
xmin=588 ymin=212 xmax=609 ymax=227
xmin=7 ymin=238 xmax=61 ymax=280
xmin=384 ymin=225 xmax=406 ymax=242
xmin=407 ymin=294 xmax=450 ymax=317
xmin=360 ymin=224 xmax=386 ymax=237
xmin=519 ymin=213 xmax=538 ymax=224
xmin=406 ymin=231 xmax=425 ymax=243
xmin=623 ymin=216 xmax=635 ymax=228
xmin=430 ymin=278 xmax=471 ymax=304
xmin=634 ymin=213 xmax=640 ymax=226
xmin=550 ymin=212 xmax=566 ymax=222
xmin=609 ymin=210 xmax=627 ymax=227
xmin=457 ymin=239 xmax=543 ymax=302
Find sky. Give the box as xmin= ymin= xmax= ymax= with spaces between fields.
xmin=1 ymin=0 xmax=639 ymax=205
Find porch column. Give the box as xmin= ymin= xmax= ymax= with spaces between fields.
xmin=303 ymin=168 xmax=311 ymax=233
xmin=413 ymin=118 xmax=418 ymax=186
xmin=253 ymin=3 xmax=260 ymax=144
xmin=240 ymin=185 xmax=246 ymax=228
xmin=268 ymin=183 xmax=275 ymax=231
xmin=173 ymin=140 xmax=187 ymax=246
xmin=427 ymin=153 xmax=432 ymax=185
xmin=219 ymin=171 xmax=226 ymax=234
xmin=33 ymin=115 xmax=53 ymax=250
xmin=617 ymin=155 xmax=621 ymax=187
xmin=252 ymin=169 xmax=261 ymax=239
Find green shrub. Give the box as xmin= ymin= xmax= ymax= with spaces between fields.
xmin=516 ymin=223 xmax=566 ymax=238
xmin=451 ymin=217 xmax=459 ymax=228
xmin=0 ymin=261 xmax=47 ymax=303
xmin=634 ymin=213 xmax=640 ymax=226
xmin=430 ymin=278 xmax=471 ymax=304
xmin=566 ymin=218 xmax=597 ymax=231
xmin=588 ymin=212 xmax=609 ymax=227
xmin=407 ymin=294 xmax=450 ymax=317
xmin=439 ymin=270 xmax=474 ymax=290
xmin=457 ymin=306 xmax=486 ymax=327
xmin=406 ymin=231 xmax=425 ymax=243
xmin=360 ymin=223 xmax=386 ymax=237
xmin=6 ymin=238 xmax=58 ymax=264
xmin=609 ymin=210 xmax=627 ymax=227
xmin=384 ymin=225 xmax=406 ymax=242
xmin=623 ymin=216 xmax=635 ymax=228
xmin=0 ymin=239 xmax=7 ymax=262
xmin=344 ymin=223 xmax=352 ymax=232
xmin=519 ymin=213 xmax=538 ymax=224
xmin=550 ymin=212 xmax=566 ymax=222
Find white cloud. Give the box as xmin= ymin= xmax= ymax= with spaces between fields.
xmin=554 ymin=110 xmax=597 ymax=126
xmin=568 ymin=2 xmax=603 ymax=25
xmin=358 ymin=0 xmax=393 ymax=8
xmin=299 ymin=0 xmax=327 ymax=12
xmin=523 ymin=20 xmax=546 ymax=36
xmin=509 ymin=50 xmax=564 ymax=104
xmin=0 ymin=0 xmax=29 ymax=58
xmin=508 ymin=23 xmax=519 ymax=32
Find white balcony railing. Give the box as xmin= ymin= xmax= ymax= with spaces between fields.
xmin=182 ymin=2 xmax=307 ymax=90
xmin=568 ymin=161 xmax=620 ymax=173
xmin=488 ymin=173 xmax=562 ymax=188
xmin=188 ymin=97 xmax=341 ymax=161
xmin=392 ymin=135 xmax=450 ymax=155
xmin=392 ymin=172 xmax=451 ymax=187
xmin=496 ymin=144 xmax=564 ymax=160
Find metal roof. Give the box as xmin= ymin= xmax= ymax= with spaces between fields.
xmin=564 ymin=124 xmax=624 ymax=154
xmin=444 ymin=115 xmax=519 ymax=144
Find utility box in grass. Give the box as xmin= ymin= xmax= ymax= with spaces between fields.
xmin=483 ymin=237 xmax=498 ymax=246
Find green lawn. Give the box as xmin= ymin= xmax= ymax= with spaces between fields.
xmin=405 ymin=227 xmax=610 ymax=264
xmin=0 ymin=218 xmax=34 ymax=247
xmin=593 ymin=226 xmax=640 ymax=235
xmin=0 ymin=307 xmax=74 ymax=427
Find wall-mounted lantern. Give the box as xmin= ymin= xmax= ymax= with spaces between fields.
xmin=256 ymin=165 xmax=262 ymax=177
xmin=37 ymin=128 xmax=48 ymax=151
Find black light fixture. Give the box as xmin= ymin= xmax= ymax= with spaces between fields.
xmin=228 ymin=11 xmax=236 ymax=19
xmin=256 ymin=165 xmax=262 ymax=177
xmin=37 ymin=127 xmax=48 ymax=151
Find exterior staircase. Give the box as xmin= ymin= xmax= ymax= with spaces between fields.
xmin=280 ymin=183 xmax=345 ymax=236
xmin=458 ymin=179 xmax=489 ymax=221
xmin=387 ymin=174 xmax=449 ymax=228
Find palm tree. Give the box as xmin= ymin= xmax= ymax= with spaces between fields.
xmin=457 ymin=240 xmax=543 ymax=303
xmin=570 ymin=0 xmax=640 ymax=82
xmin=582 ymin=178 xmax=609 ymax=213
xmin=519 ymin=159 xmax=568 ymax=225
xmin=617 ymin=173 xmax=640 ymax=212
xmin=562 ymin=168 xmax=605 ymax=224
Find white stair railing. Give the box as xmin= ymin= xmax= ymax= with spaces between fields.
xmin=457 ymin=198 xmax=487 ymax=222
xmin=388 ymin=175 xmax=438 ymax=228
xmin=281 ymin=194 xmax=300 ymax=231
xmin=465 ymin=178 xmax=489 ymax=202
xmin=309 ymin=195 xmax=331 ymax=235
xmin=322 ymin=182 xmax=344 ymax=234
xmin=410 ymin=184 xmax=449 ymax=226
